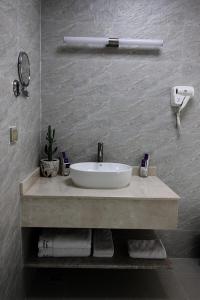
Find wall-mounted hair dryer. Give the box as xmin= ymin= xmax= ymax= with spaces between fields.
xmin=171 ymin=86 xmax=194 ymax=131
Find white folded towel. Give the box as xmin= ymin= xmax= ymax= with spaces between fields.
xmin=38 ymin=247 xmax=91 ymax=258
xmin=38 ymin=229 xmax=92 ymax=250
xmin=128 ymin=239 xmax=167 ymax=259
xmin=93 ymin=229 xmax=114 ymax=258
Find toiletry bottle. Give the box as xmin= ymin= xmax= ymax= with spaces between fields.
xmin=139 ymin=159 xmax=148 ymax=177
xmin=60 ymin=151 xmax=70 ymax=176
xmin=144 ymin=153 xmax=150 ymax=169
xmin=139 ymin=154 xmax=150 ymax=177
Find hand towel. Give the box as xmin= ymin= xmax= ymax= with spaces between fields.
xmin=93 ymin=229 xmax=114 ymax=258
xmin=128 ymin=239 xmax=167 ymax=259
xmin=38 ymin=229 xmax=92 ymax=250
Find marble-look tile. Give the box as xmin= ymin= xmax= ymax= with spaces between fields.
xmin=0 ymin=0 xmax=41 ymax=299
xmin=178 ymin=199 xmax=200 ymax=231
xmin=157 ymin=230 xmax=200 ymax=258
xmin=182 ymin=25 xmax=200 ymax=62
xmin=150 ymin=0 xmax=200 ymax=26
xmin=171 ymin=258 xmax=200 ymax=274
xmin=41 ymin=0 xmax=200 ymax=258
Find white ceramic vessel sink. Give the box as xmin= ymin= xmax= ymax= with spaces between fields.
xmin=70 ymin=162 xmax=132 ymax=189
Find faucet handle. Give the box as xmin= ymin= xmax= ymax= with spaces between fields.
xmin=97 ymin=142 xmax=103 ymax=162
xmin=98 ymin=142 xmax=103 ymax=152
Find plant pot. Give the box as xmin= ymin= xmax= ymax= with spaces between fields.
xmin=40 ymin=159 xmax=59 ymax=177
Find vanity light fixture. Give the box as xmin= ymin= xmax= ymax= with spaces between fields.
xmin=63 ymin=36 xmax=164 ymax=48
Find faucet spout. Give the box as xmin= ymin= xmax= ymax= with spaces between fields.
xmin=97 ymin=142 xmax=103 ymax=162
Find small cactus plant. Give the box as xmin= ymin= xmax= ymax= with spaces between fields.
xmin=45 ymin=125 xmax=57 ymax=161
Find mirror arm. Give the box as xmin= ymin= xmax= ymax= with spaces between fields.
xmin=21 ymin=86 xmax=29 ymax=98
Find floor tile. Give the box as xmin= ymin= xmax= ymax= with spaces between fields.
xmin=176 ymin=273 xmax=200 ymax=300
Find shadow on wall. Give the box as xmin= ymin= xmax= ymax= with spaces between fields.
xmin=157 ymin=230 xmax=200 ymax=258
xmin=56 ymin=46 xmax=161 ymax=57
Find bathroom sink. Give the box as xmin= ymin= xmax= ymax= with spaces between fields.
xmin=70 ymin=162 xmax=132 ymax=189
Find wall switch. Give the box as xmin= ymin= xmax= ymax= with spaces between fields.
xmin=10 ymin=126 xmax=18 ymax=144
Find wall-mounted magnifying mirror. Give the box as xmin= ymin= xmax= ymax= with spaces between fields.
xmin=18 ymin=51 xmax=30 ymax=97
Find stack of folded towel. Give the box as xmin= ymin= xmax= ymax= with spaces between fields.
xmin=93 ymin=229 xmax=114 ymax=257
xmin=38 ymin=229 xmax=92 ymax=257
xmin=128 ymin=239 xmax=167 ymax=259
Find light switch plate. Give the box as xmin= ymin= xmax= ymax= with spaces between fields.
xmin=10 ymin=126 xmax=18 ymax=144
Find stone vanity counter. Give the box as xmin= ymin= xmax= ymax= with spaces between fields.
xmin=21 ymin=167 xmax=180 ymax=229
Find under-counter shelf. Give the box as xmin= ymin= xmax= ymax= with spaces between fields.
xmin=21 ymin=168 xmax=178 ymax=271
xmin=23 ymin=229 xmax=171 ymax=270
xmin=25 ymin=252 xmax=171 ymax=270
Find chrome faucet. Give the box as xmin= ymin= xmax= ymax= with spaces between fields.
xmin=97 ymin=142 xmax=103 ymax=162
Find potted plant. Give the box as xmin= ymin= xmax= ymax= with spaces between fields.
xmin=40 ymin=125 xmax=59 ymax=177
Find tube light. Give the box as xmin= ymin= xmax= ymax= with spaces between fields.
xmin=63 ymin=36 xmax=164 ymax=48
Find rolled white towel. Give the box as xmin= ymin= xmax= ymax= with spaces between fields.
xmin=38 ymin=229 xmax=92 ymax=250
xmin=38 ymin=247 xmax=91 ymax=258
xmin=128 ymin=239 xmax=167 ymax=259
xmin=93 ymin=229 xmax=114 ymax=258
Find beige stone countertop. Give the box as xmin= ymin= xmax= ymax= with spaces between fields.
xmin=21 ymin=168 xmax=180 ymax=229
xmin=21 ymin=168 xmax=180 ymax=201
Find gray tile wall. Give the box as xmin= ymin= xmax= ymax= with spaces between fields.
xmin=0 ymin=0 xmax=41 ymax=299
xmin=41 ymin=0 xmax=200 ymax=257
